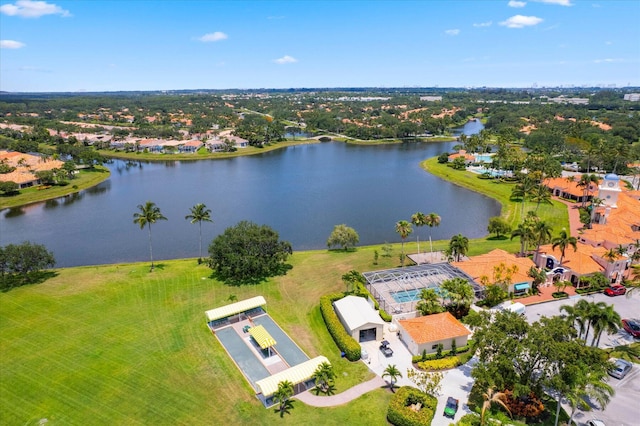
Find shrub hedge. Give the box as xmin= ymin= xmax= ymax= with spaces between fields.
xmin=416 ymin=357 xmax=461 ymax=371
xmin=387 ymin=386 xmax=437 ymax=426
xmin=411 ymin=342 xmax=471 ymax=363
xmin=319 ymin=292 xmax=361 ymax=361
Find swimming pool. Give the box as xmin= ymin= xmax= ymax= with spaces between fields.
xmin=391 ymin=287 xmax=443 ymax=303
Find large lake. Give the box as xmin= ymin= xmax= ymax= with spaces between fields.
xmin=0 ymin=122 xmax=500 ymax=267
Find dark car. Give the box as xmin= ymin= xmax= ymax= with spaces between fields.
xmin=444 ymin=397 xmax=459 ymax=418
xmin=608 ymin=359 xmax=632 ymax=379
xmin=604 ymin=285 xmax=626 ymax=296
xmin=622 ymin=319 xmax=640 ymax=338
xmin=379 ymin=340 xmax=393 ymax=357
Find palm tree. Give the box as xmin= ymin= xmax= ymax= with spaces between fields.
xmin=566 ymin=370 xmax=614 ymax=426
xmin=411 ymin=212 xmax=427 ymax=254
xmin=590 ymin=304 xmax=621 ymax=347
xmin=382 ymin=364 xmax=402 ymax=393
xmin=582 ymin=301 xmax=607 ymax=344
xmin=511 ymin=176 xmax=536 ymax=217
xmin=481 ymin=387 xmax=511 ymax=425
xmin=449 ymin=234 xmax=469 ymax=262
xmin=577 ymin=173 xmax=599 ymax=208
xmin=395 ymin=220 xmax=413 ymax=267
xmin=603 ymin=248 xmax=617 ymax=264
xmin=416 ymin=288 xmax=444 ymax=315
xmin=133 ymin=201 xmax=167 ymax=272
xmin=185 ymin=203 xmax=213 ymax=262
xmin=530 ymin=184 xmax=552 ymax=212
xmin=551 ymin=229 xmax=577 ymax=267
xmin=560 ymin=299 xmax=590 ymax=340
xmin=532 ymin=220 xmax=553 ymax=261
xmin=273 ymin=380 xmax=294 ymax=417
xmin=425 ymin=212 xmax=441 ymax=256
xmin=312 ymin=362 xmax=336 ymax=395
xmin=511 ymin=221 xmax=535 ymax=257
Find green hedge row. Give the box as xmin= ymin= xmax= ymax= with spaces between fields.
xmin=319 ymin=292 xmax=361 ymax=361
xmin=355 ymin=283 xmax=392 ymax=322
xmin=387 ymin=386 xmax=437 ymax=426
xmin=411 ymin=342 xmax=471 ymax=363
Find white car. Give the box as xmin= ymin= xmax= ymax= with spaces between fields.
xmin=608 ymin=359 xmax=632 ymax=379
xmin=585 ymin=420 xmax=605 ymax=426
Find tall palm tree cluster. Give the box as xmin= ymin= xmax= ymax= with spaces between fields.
xmin=133 ymin=201 xmax=213 ymax=271
xmin=560 ymin=299 xmax=621 ymax=347
xmin=510 ymin=211 xmax=554 ymax=258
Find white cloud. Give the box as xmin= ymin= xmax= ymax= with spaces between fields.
xmin=473 ymin=21 xmax=492 ymax=27
xmin=500 ymin=15 xmax=543 ymax=28
xmin=0 ymin=0 xmax=70 ymax=18
xmin=594 ymin=58 xmax=622 ymax=63
xmin=0 ymin=39 xmax=26 ymax=49
xmin=273 ymin=55 xmax=297 ymax=64
xmin=445 ymin=29 xmax=460 ymax=36
xmin=508 ymin=1 xmax=527 ymax=8
xmin=532 ymin=0 xmax=573 ymax=5
xmin=198 ymin=32 xmax=228 ymax=42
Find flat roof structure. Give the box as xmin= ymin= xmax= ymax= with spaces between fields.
xmin=248 ymin=325 xmax=276 ymax=350
xmin=205 ymin=296 xmax=266 ymax=322
xmin=255 ymin=356 xmax=329 ymax=397
xmin=333 ymin=295 xmax=385 ymax=331
xmin=363 ymin=263 xmax=479 ymax=315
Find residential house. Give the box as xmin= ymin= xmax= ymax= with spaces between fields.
xmin=397 ymin=312 xmax=471 ymax=356
xmin=447 ymin=150 xmax=475 ymax=165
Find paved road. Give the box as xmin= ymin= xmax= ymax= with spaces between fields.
xmin=524 ymin=292 xmax=640 ymax=425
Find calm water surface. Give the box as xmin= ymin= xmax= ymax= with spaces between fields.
xmin=1 ymin=123 xmax=499 ymax=267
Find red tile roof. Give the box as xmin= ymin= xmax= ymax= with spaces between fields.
xmin=399 ymin=312 xmax=470 ymax=344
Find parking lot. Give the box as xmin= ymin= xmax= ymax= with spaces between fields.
xmin=524 ymin=292 xmax=640 ymax=425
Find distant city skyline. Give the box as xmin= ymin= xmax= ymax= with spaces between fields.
xmin=1 ymin=0 xmax=639 ymax=92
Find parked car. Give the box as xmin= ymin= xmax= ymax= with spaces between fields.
xmin=622 ymin=319 xmax=640 ymax=338
xmin=604 ymin=285 xmax=626 ymax=296
xmin=585 ymin=420 xmax=606 ymax=426
xmin=608 ymin=359 xmax=632 ymax=379
xmin=379 ymin=340 xmax=393 ymax=357
xmin=444 ymin=396 xmax=459 ymax=418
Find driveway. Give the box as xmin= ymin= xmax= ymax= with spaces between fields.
xmin=360 ymin=323 xmax=476 ymax=425
xmin=523 ymin=292 xmax=640 ymax=425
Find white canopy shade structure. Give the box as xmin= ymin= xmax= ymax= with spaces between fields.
xmin=205 ymin=296 xmax=266 ymax=322
xmin=255 ymin=356 xmax=329 ymax=397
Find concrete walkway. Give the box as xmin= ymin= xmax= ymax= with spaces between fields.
xmin=294 ymin=376 xmax=386 ymax=407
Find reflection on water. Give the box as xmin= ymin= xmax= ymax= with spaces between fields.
xmin=0 ymin=138 xmax=499 ymax=268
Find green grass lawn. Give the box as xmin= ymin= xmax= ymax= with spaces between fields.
xmin=0 ymin=167 xmax=110 ymax=210
xmin=422 ymin=157 xmax=569 ymax=236
xmin=0 ymin=249 xmax=406 ymax=425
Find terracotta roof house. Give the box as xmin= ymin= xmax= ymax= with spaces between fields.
xmin=448 ymin=149 xmax=475 ymax=165
xmin=178 ymin=140 xmax=203 ymax=153
xmin=397 ymin=312 xmax=470 ymax=356
xmin=452 ymin=249 xmax=535 ymax=295
xmin=544 ymin=176 xmax=599 ymax=203
xmin=0 ymin=150 xmax=64 ymax=189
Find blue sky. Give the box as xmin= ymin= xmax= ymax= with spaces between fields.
xmin=1 ymin=0 xmax=639 ymax=92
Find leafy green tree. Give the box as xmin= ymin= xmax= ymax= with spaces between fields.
xmin=185 ymin=203 xmax=213 ymax=262
xmin=552 ymin=229 xmax=578 ymax=266
xmin=487 ymin=216 xmax=511 ymax=239
xmin=382 ymin=364 xmax=402 ymax=393
xmin=451 ymin=156 xmax=466 ymax=170
xmin=208 ymin=221 xmax=292 ymax=284
xmin=449 ymin=234 xmax=469 ymax=261
xmin=406 ymin=369 xmax=443 ymax=396
xmin=0 ymin=180 xmax=19 ymax=195
xmin=395 ymin=220 xmax=412 ymax=267
xmin=273 ymin=380 xmax=294 ymax=417
xmin=0 ymin=241 xmax=55 ymax=286
xmin=326 ymin=224 xmax=359 ymax=251
xmin=133 ymin=201 xmax=167 ymax=272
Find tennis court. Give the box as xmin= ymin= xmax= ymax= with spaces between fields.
xmin=252 ymin=314 xmax=309 ymax=367
xmin=216 ymin=326 xmax=270 ymax=390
